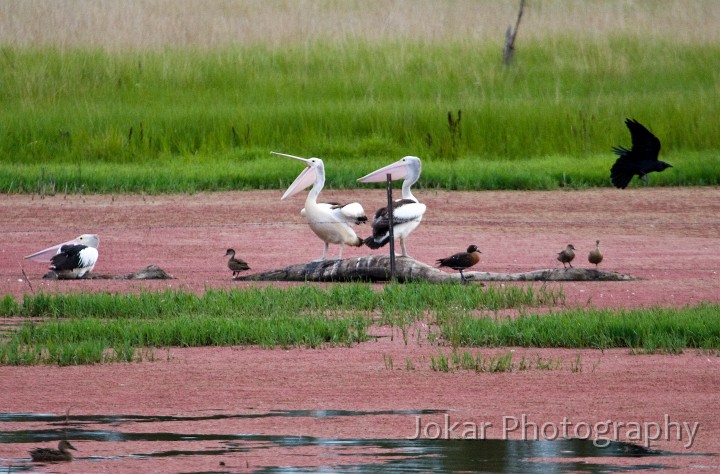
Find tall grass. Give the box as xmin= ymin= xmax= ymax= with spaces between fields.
xmin=1 ymin=283 xmax=561 ymax=319
xmin=1 ymin=288 xmax=715 ymax=364
xmin=438 ymin=304 xmax=720 ymax=353
xmin=1 ymin=37 xmax=719 ymax=193
xmin=0 ymin=283 xmax=562 ymax=365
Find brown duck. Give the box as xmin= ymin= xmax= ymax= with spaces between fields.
xmin=588 ymin=240 xmax=603 ymax=267
xmin=225 ymin=249 xmax=250 ymax=276
xmin=436 ymin=245 xmax=481 ymax=282
xmin=557 ymin=244 xmax=576 ymax=269
xmin=29 ymin=440 xmax=77 ymax=462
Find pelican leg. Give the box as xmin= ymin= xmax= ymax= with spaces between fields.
xmin=338 ymin=243 xmax=344 ymax=260
xmin=400 ymin=238 xmax=409 ymax=258
xmin=313 ymin=242 xmax=330 ymax=262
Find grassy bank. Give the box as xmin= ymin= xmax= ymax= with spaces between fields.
xmin=0 ymin=283 xmax=560 ymax=365
xmin=1 ymin=37 xmax=719 ymax=193
xmin=438 ymin=304 xmax=720 ymax=354
xmin=2 ymin=286 xmax=717 ymax=365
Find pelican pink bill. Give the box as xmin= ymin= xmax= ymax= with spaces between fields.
xmin=273 ymin=152 xmax=367 ymax=261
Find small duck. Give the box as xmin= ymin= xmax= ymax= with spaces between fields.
xmin=588 ymin=240 xmax=603 ymax=268
xmin=436 ymin=245 xmax=481 ymax=283
xmin=225 ymin=248 xmax=250 ymax=276
xmin=29 ymin=440 xmax=77 ymax=462
xmin=557 ymin=244 xmax=576 ymax=269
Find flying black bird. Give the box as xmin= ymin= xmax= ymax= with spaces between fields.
xmin=436 ymin=245 xmax=481 ymax=282
xmin=610 ymin=119 xmax=672 ymax=189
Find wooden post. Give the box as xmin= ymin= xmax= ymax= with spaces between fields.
xmin=386 ymin=173 xmax=396 ymax=280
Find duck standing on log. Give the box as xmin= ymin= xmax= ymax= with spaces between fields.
xmin=24 ymin=234 xmax=99 ymax=278
xmin=225 ymin=248 xmax=250 ymax=276
xmin=557 ymin=244 xmax=576 ymax=269
xmin=436 ymin=245 xmax=481 ymax=282
xmin=357 ymin=156 xmax=426 ymax=258
xmin=588 ymin=240 xmax=603 ymax=268
xmin=274 ymin=152 xmax=367 ymax=261
xmin=30 ymin=440 xmax=78 ymax=462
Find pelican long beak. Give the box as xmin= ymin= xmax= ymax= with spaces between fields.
xmin=357 ymin=159 xmax=410 ymax=183
xmin=24 ymin=243 xmax=64 ymax=262
xmin=24 ymin=234 xmax=99 ymax=262
xmin=272 ymin=152 xmax=316 ymax=200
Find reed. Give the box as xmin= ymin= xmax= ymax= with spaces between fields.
xmin=0 ymin=35 xmax=718 ymax=193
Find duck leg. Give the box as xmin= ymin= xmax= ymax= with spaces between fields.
xmin=459 ymin=269 xmax=468 ymax=284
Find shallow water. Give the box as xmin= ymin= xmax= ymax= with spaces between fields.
xmin=0 ymin=410 xmax=698 ymax=472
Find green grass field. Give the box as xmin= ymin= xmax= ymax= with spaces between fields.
xmin=1 ymin=1 xmax=719 ymax=192
xmin=2 ymin=287 xmax=718 ymax=365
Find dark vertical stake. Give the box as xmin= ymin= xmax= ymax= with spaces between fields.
xmin=386 ymin=173 xmax=395 ymax=280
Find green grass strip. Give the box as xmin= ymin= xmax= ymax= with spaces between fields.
xmin=0 ymin=283 xmax=562 ymax=365
xmin=439 ymin=304 xmax=720 ymax=353
xmin=0 ymin=283 xmax=562 ymax=319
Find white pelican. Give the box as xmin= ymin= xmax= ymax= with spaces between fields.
xmin=24 ymin=234 xmax=99 ymax=278
xmin=357 ymin=156 xmax=426 ymax=258
xmin=273 ymin=152 xmax=367 ymax=260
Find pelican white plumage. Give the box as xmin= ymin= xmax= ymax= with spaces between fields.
xmin=273 ymin=152 xmax=366 ymax=261
xmin=24 ymin=234 xmax=100 ymax=278
xmin=357 ymin=156 xmax=426 ymax=258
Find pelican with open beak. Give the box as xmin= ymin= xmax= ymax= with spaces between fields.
xmin=24 ymin=234 xmax=100 ymax=278
xmin=273 ymin=152 xmax=366 ymax=261
xmin=357 ymin=156 xmax=426 ymax=258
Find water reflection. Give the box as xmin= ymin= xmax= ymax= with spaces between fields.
xmin=0 ymin=410 xmax=702 ymax=472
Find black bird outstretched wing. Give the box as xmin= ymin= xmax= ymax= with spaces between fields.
xmin=610 ymin=119 xmax=664 ymax=189
xmin=625 ymin=118 xmax=661 ymax=161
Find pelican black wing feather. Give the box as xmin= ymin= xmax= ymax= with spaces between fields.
xmin=50 ymin=244 xmax=87 ymax=271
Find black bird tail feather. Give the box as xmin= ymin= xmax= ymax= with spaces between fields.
xmin=364 ymin=235 xmax=389 ymax=249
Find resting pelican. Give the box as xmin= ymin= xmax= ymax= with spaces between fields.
xmin=24 ymin=234 xmax=99 ymax=278
xmin=357 ymin=156 xmax=426 ymax=258
xmin=273 ymin=152 xmax=367 ymax=260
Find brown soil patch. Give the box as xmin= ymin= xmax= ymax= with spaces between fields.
xmin=1 ymin=187 xmax=719 ymax=471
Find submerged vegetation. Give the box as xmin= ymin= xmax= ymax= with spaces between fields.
xmin=1 ymin=285 xmax=718 ymax=365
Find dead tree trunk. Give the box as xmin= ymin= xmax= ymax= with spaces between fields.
xmin=503 ymin=0 xmax=526 ymax=66
xmin=235 ymin=255 xmax=635 ymax=283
